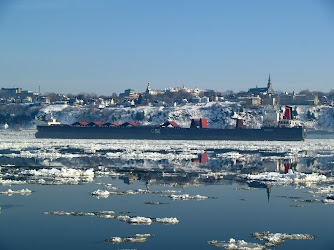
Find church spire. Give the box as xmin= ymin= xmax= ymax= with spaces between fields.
xmin=146 ymin=82 xmax=151 ymax=94
xmin=267 ymin=74 xmax=272 ymax=89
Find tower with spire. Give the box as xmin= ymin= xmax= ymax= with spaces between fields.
xmin=248 ymin=74 xmax=275 ymax=95
xmin=267 ymin=74 xmax=274 ymax=94
xmin=267 ymin=74 xmax=272 ymax=89
xmin=146 ymin=82 xmax=151 ymax=94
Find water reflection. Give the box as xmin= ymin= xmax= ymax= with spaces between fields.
xmin=1 ymin=132 xmax=334 ymax=249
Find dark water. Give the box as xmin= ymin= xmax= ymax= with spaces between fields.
xmin=0 ymin=130 xmax=334 ymax=249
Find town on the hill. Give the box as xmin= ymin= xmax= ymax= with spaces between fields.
xmin=0 ymin=76 xmax=331 ymax=108
xmin=0 ymin=76 xmax=333 ymax=131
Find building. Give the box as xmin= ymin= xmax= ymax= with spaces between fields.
xmin=261 ymin=94 xmax=277 ymax=105
xmin=278 ymin=92 xmax=318 ymax=105
xmin=145 ymin=82 xmax=164 ymax=95
xmin=120 ymin=89 xmax=139 ymax=100
xmin=239 ymin=96 xmax=261 ymax=106
xmin=249 ymin=75 xmax=274 ymax=96
xmin=0 ymin=88 xmax=22 ymax=97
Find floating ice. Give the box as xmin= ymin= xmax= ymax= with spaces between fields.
xmin=21 ymin=168 xmax=94 ymax=177
xmin=145 ymin=201 xmax=165 ymax=205
xmin=245 ymin=170 xmax=328 ymax=184
xmin=116 ymin=215 xmax=179 ymax=225
xmin=166 ymin=194 xmax=212 ymax=200
xmin=326 ymin=194 xmax=334 ymax=199
xmin=155 ymin=217 xmax=179 ymax=224
xmin=106 ymin=234 xmax=155 ymax=244
xmin=91 ymin=188 xmax=180 ymax=198
xmin=323 ymin=194 xmax=334 ymax=203
xmin=0 ymin=179 xmax=27 ymax=185
xmin=44 ymin=210 xmax=124 ymax=218
xmin=323 ymin=199 xmax=334 ymax=204
xmin=134 ymin=233 xmax=155 ymax=238
xmin=209 ymin=231 xmax=315 ymax=249
xmin=208 ymin=238 xmax=264 ymax=249
xmin=91 ymin=189 xmax=111 ymax=198
xmin=251 ymin=231 xmax=315 ymax=247
xmin=308 ymin=186 xmax=334 ymax=194
xmin=97 ymin=183 xmax=118 ymax=190
xmin=117 ymin=215 xmax=131 ymax=222
xmin=152 ymin=190 xmax=181 ymax=194
xmin=0 ymin=188 xmax=32 ymax=196
xmin=126 ymin=216 xmax=152 ymax=224
xmin=292 ymin=199 xmax=321 ymax=203
xmin=97 ymin=214 xmax=115 ymax=219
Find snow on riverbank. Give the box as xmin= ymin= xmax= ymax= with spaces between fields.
xmin=35 ymin=103 xmax=334 ymax=131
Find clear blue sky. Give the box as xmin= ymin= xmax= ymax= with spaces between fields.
xmin=0 ymin=0 xmax=333 ymax=95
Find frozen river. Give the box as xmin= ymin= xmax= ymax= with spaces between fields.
xmin=0 ymin=130 xmax=333 ymax=249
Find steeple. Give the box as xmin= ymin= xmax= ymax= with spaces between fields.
xmin=267 ymin=74 xmax=271 ymax=88
xmin=146 ymin=82 xmax=151 ymax=94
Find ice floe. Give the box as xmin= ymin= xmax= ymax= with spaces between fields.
xmin=292 ymin=198 xmax=322 ymax=203
xmin=245 ymin=170 xmax=328 ymax=185
xmin=0 ymin=188 xmax=32 ymax=196
xmin=91 ymin=188 xmax=181 ymax=198
xmin=43 ymin=210 xmax=126 ymax=217
xmin=164 ymin=194 xmax=214 ymax=200
xmin=106 ymin=233 xmax=155 ymax=243
xmin=125 ymin=216 xmax=152 ymax=224
xmin=145 ymin=201 xmax=165 ymax=205
xmin=44 ymin=210 xmax=179 ymax=225
xmin=251 ymin=231 xmax=315 ymax=247
xmin=91 ymin=189 xmax=110 ymax=198
xmin=208 ymin=238 xmax=264 ymax=249
xmin=21 ymin=168 xmax=94 ymax=177
xmin=0 ymin=179 xmax=27 ymax=185
xmin=308 ymin=185 xmax=334 ymax=194
xmin=155 ymin=217 xmax=179 ymax=224
xmin=209 ymin=231 xmax=315 ymax=249
xmin=117 ymin=215 xmax=179 ymax=224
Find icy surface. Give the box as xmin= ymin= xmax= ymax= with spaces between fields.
xmin=1 ymin=130 xmax=334 ymax=249
xmin=245 ymin=170 xmax=328 ymax=184
xmin=106 ymin=233 xmax=155 ymax=244
xmin=21 ymin=168 xmax=94 ymax=177
xmin=0 ymin=188 xmax=32 ymax=196
xmin=155 ymin=217 xmax=179 ymax=224
xmin=209 ymin=231 xmax=315 ymax=249
xmin=251 ymin=231 xmax=315 ymax=247
xmin=208 ymin=238 xmax=265 ymax=249
xmin=166 ymin=194 xmax=212 ymax=200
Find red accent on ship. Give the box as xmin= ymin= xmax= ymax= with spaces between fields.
xmin=161 ymin=121 xmax=180 ymax=128
xmin=284 ymin=106 xmax=292 ymax=120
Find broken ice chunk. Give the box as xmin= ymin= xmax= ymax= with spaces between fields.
xmin=106 ymin=234 xmax=155 ymax=244
xmin=0 ymin=188 xmax=32 ymax=196
xmin=91 ymin=189 xmax=111 ymax=198
xmin=155 ymin=217 xmax=179 ymax=224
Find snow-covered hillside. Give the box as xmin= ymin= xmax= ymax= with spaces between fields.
xmin=35 ymin=102 xmax=334 ymax=131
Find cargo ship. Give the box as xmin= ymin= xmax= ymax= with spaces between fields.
xmin=35 ymin=106 xmax=306 ymax=141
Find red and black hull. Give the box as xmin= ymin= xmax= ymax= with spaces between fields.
xmin=35 ymin=125 xmax=306 ymax=141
